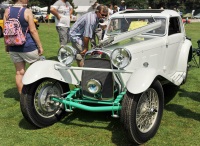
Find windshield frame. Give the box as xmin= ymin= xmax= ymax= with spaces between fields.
xmin=105 ymin=16 xmax=167 ymax=37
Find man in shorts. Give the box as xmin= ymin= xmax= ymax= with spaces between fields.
xmin=69 ymin=5 xmax=108 ymax=67
xmin=50 ymin=0 xmax=73 ymax=46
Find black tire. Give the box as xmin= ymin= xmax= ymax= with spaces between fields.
xmin=120 ymin=93 xmax=130 ymax=130
xmin=182 ymin=51 xmax=192 ymax=84
xmin=182 ymin=64 xmax=189 ymax=84
xmin=20 ymin=79 xmax=69 ymax=128
xmin=123 ymin=80 xmax=164 ymax=145
xmin=20 ymin=85 xmax=33 ymax=123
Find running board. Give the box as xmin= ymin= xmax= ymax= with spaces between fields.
xmin=170 ymin=72 xmax=185 ymax=85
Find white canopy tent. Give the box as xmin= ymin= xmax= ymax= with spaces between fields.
xmin=40 ymin=7 xmax=48 ymax=12
xmin=31 ymin=6 xmax=41 ymax=12
xmin=73 ymin=0 xmax=97 ymax=19
xmin=75 ymin=6 xmax=93 ymax=19
xmin=73 ymin=0 xmax=96 ymax=7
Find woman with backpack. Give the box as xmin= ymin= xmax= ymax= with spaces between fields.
xmin=3 ymin=0 xmax=44 ymax=94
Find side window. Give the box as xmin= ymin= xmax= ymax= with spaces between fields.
xmin=168 ymin=17 xmax=181 ymax=35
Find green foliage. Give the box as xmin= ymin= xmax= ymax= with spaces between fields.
xmin=0 ymin=22 xmax=200 ymax=146
xmin=1 ymin=0 xmax=200 ymax=13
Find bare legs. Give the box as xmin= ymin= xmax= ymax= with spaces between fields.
xmin=14 ymin=61 xmax=26 ymax=94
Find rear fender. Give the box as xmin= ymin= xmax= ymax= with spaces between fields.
xmin=176 ymin=39 xmax=192 ymax=71
xmin=126 ymin=68 xmax=157 ymax=94
xmin=22 ymin=60 xmax=81 ymax=85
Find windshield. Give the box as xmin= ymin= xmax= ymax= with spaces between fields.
xmin=107 ymin=17 xmax=166 ymax=36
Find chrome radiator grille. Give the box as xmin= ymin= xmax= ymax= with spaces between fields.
xmin=82 ymin=58 xmax=114 ymax=100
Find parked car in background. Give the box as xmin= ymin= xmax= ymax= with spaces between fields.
xmin=20 ymin=9 xmax=192 ymax=145
xmin=33 ymin=11 xmax=46 ymax=22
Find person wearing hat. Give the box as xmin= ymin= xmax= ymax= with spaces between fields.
xmin=119 ymin=0 xmax=126 ymax=11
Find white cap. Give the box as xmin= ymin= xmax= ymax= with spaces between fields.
xmin=121 ymin=0 xmax=125 ymax=3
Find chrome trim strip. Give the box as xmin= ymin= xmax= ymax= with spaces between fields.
xmin=55 ymin=64 xmax=134 ymax=74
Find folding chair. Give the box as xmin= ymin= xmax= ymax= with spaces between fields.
xmin=191 ymin=40 xmax=200 ymax=68
xmin=192 ymin=49 xmax=200 ymax=68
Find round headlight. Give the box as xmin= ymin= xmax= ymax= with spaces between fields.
xmin=111 ymin=48 xmax=131 ymax=69
xmin=58 ymin=45 xmax=76 ymax=66
xmin=87 ymin=79 xmax=102 ymax=94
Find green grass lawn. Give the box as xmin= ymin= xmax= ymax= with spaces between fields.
xmin=0 ymin=23 xmax=200 ymax=146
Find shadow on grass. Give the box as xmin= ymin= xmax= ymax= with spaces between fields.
xmin=15 ymin=83 xmax=181 ymax=145
xmin=3 ymin=87 xmax=20 ymax=101
xmin=18 ymin=109 xmax=134 ymax=145
xmin=164 ymin=86 xmax=200 ymax=122
xmin=60 ymin=109 xmax=134 ymax=146
xmin=165 ymin=104 xmax=200 ymax=122
xmin=178 ymin=88 xmax=200 ymax=102
xmin=47 ymin=56 xmax=58 ymax=61
xmin=18 ymin=118 xmax=38 ymax=130
xmin=163 ymin=84 xmax=180 ymax=105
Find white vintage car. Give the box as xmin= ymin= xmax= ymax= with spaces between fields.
xmin=20 ymin=9 xmax=192 ymax=145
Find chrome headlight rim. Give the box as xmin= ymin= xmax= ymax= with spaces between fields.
xmin=86 ymin=79 xmax=102 ymax=94
xmin=57 ymin=45 xmax=77 ymax=66
xmin=110 ymin=48 xmax=132 ymax=69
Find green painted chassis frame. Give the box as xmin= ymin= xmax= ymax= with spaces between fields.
xmin=51 ymin=88 xmax=126 ymax=117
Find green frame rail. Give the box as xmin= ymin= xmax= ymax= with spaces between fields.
xmin=51 ymin=88 xmax=126 ymax=114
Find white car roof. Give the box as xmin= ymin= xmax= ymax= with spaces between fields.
xmin=111 ymin=9 xmax=180 ymax=18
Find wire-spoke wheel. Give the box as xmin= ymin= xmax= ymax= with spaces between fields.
xmin=136 ymin=88 xmax=159 ymax=133
xmin=20 ymin=79 xmax=69 ymax=128
xmin=121 ymin=80 xmax=164 ymax=145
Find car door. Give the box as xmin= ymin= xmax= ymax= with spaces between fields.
xmin=164 ymin=17 xmax=184 ymax=74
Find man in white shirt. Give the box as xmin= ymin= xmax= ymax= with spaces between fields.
xmin=50 ymin=0 xmax=73 ymax=46
xmin=108 ymin=4 xmax=113 ymax=16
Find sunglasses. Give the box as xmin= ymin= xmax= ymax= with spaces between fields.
xmin=99 ymin=12 xmax=107 ymax=17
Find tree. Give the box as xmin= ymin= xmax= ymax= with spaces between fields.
xmin=1 ymin=0 xmax=199 ymax=14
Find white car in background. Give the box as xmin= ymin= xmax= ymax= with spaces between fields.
xmin=33 ymin=11 xmax=46 ymax=22
xmin=20 ymin=9 xmax=192 ymax=145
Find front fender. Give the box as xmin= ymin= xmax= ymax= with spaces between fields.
xmin=22 ymin=60 xmax=81 ymax=85
xmin=126 ymin=68 xmax=157 ymax=94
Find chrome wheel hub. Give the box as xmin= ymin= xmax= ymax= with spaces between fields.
xmin=34 ymin=81 xmax=63 ymax=118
